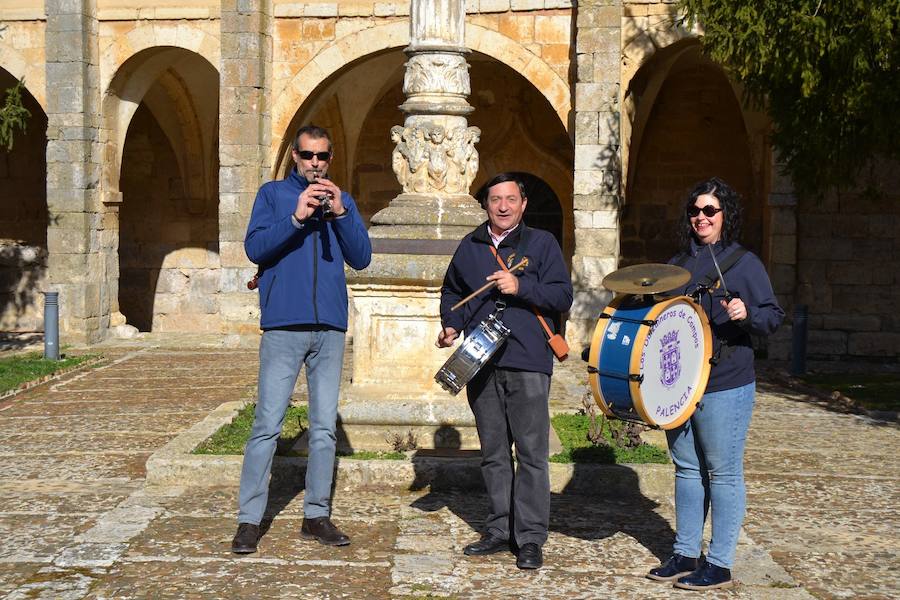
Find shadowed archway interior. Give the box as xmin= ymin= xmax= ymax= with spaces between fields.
xmin=0 ymin=69 xmax=48 ymax=331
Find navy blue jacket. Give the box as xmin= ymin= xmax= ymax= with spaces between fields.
xmin=245 ymin=169 xmax=372 ymax=331
xmin=669 ymin=240 xmax=784 ymax=392
xmin=440 ymin=223 xmax=573 ymax=375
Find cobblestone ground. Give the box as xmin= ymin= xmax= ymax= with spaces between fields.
xmin=0 ymin=337 xmax=896 ymax=599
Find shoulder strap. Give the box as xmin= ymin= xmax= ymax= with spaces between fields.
xmin=702 ymin=246 xmax=749 ymax=287
xmin=489 ymin=244 xmax=554 ymax=340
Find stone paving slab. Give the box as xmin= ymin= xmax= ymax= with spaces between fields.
xmin=0 ymin=433 xmax=173 ymax=454
xmin=0 ymin=479 xmax=140 ymax=514
xmin=0 ymin=339 xmax=896 ymax=598
xmin=0 ymin=412 xmax=213 ymax=435
xmin=0 ymin=453 xmax=151 ymax=480
xmin=746 ymin=473 xmax=898 ymax=511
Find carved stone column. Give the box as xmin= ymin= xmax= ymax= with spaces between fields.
xmin=340 ymin=0 xmax=484 ymax=452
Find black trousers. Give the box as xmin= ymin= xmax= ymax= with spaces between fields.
xmin=466 ymin=367 xmax=551 ymax=547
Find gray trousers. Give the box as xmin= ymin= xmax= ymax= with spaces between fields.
xmin=466 ymin=367 xmax=551 ymax=547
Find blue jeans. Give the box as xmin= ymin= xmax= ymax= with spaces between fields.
xmin=665 ymin=382 xmax=756 ymax=568
xmin=238 ymin=328 xmax=345 ymax=524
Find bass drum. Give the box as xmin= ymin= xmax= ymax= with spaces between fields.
xmin=435 ymin=313 xmax=511 ymax=395
xmin=587 ymin=295 xmax=712 ymax=430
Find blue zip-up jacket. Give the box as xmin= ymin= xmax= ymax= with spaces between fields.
xmin=440 ymin=222 xmax=573 ymax=375
xmin=669 ymin=240 xmax=784 ymax=392
xmin=245 ymin=169 xmax=372 ymax=331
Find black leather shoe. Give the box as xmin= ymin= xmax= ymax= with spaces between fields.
xmin=463 ymin=534 xmax=509 ymax=556
xmin=231 ymin=522 xmax=260 ymax=554
xmin=300 ymin=517 xmax=351 ymax=546
xmin=674 ymin=562 xmax=733 ymax=590
xmin=646 ymin=553 xmax=701 ymax=581
xmin=516 ymin=543 xmax=543 ymax=570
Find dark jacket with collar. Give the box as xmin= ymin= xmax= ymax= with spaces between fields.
xmin=245 ymin=169 xmax=372 ymax=331
xmin=440 ymin=222 xmax=573 ymax=376
xmin=669 ymin=239 xmax=784 ymax=392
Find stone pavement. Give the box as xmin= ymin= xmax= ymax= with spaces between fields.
xmin=0 ymin=336 xmax=897 ymax=599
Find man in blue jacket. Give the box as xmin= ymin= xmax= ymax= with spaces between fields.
xmin=436 ymin=172 xmax=573 ymax=570
xmin=232 ymin=125 xmax=372 ymax=554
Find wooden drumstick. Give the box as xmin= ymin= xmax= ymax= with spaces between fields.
xmin=451 ymin=258 xmax=529 ymax=311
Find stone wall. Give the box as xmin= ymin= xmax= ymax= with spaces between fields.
xmin=795 ymin=171 xmax=900 ymax=360
xmin=0 ymin=245 xmax=46 ymax=331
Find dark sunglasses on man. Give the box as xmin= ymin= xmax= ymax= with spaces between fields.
xmin=687 ymin=205 xmax=724 ymax=218
xmin=296 ymin=150 xmax=332 ymax=161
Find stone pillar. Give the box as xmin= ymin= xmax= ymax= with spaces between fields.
xmin=341 ymin=0 xmax=484 ymax=451
xmin=568 ymin=0 xmax=623 ymax=349
xmin=218 ymin=0 xmax=273 ymax=336
xmin=45 ymin=0 xmax=105 ymax=344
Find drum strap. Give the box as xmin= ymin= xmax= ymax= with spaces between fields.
xmin=490 ymin=243 xmax=569 ymax=361
xmin=673 ymin=246 xmax=749 ymax=366
xmin=672 ymin=246 xmax=749 ymax=291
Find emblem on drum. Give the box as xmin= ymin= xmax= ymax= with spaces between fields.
xmin=659 ymin=330 xmax=681 ymax=388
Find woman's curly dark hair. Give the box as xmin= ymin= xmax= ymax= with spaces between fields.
xmin=676 ymin=176 xmax=743 ymax=251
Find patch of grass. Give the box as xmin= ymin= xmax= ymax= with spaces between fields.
xmin=550 ymin=413 xmax=669 ymax=464
xmin=197 ymin=404 xmax=670 ymax=465
xmin=801 ymin=373 xmax=900 ymax=412
xmin=339 ymin=449 xmax=407 ymax=460
xmin=0 ymin=351 xmax=98 ymax=395
xmin=194 ymin=403 xmax=308 ymax=455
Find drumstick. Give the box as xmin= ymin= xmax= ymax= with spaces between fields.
xmin=451 ymin=258 xmax=529 ymax=311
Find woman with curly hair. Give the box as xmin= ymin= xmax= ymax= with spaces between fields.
xmin=646 ymin=177 xmax=784 ymax=590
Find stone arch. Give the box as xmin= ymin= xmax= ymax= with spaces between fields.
xmin=101 ymin=46 xmax=220 ymax=332
xmin=621 ymin=39 xmax=768 ymax=265
xmin=275 ymin=45 xmax=574 ymax=261
xmin=270 ymin=21 xmax=570 ymax=176
xmin=101 ymin=46 xmax=219 ymax=202
xmin=0 ymin=41 xmax=46 ymax=110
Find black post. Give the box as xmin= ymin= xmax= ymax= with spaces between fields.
xmin=790 ymin=304 xmax=808 ymax=376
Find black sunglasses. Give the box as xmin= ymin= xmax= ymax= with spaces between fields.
xmin=296 ymin=150 xmax=331 ymax=161
xmin=687 ymin=205 xmax=723 ymax=218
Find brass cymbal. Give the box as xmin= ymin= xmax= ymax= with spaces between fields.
xmin=601 ymin=263 xmax=691 ymax=295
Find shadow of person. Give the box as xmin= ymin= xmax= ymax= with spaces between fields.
xmin=551 ymin=459 xmax=676 ymax=562
xmin=407 ymin=423 xmax=676 ymax=561
xmin=409 ymin=424 xmax=488 ymax=539
xmin=257 ymin=413 xmax=354 ymax=539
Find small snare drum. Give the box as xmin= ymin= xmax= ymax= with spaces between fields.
xmin=587 ymin=295 xmax=712 ymax=429
xmin=435 ymin=313 xmax=511 ymax=395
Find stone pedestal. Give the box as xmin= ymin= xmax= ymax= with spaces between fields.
xmin=339 ymin=282 xmax=479 ymax=451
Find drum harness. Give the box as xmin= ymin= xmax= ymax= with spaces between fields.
xmin=673 ymin=245 xmax=749 ymax=366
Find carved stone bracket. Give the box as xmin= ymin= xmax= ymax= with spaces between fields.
xmin=391 ymin=123 xmax=481 ymax=195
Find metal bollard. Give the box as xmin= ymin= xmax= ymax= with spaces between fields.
xmin=43 ymin=291 xmax=60 ymax=361
xmin=790 ymin=304 xmax=808 ymax=376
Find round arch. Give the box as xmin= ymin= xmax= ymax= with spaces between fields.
xmin=0 ymin=42 xmax=45 ymax=110
xmin=270 ymin=21 xmax=571 ymax=176
xmin=100 ymin=46 xmax=219 ymax=202
xmin=621 ymin=41 xmax=766 ymax=264
xmin=99 ymin=23 xmax=220 ymax=96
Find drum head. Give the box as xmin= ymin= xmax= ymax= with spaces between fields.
xmin=630 ymin=297 xmax=711 ymax=429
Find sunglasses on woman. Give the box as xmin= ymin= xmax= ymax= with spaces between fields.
xmin=296 ymin=150 xmax=332 ymax=161
xmin=687 ymin=205 xmax=723 ymax=218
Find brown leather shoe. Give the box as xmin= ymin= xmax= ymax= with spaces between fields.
xmin=300 ymin=517 xmax=350 ymax=546
xmin=231 ymin=522 xmax=260 ymax=554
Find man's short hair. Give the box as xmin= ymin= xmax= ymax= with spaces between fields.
xmin=475 ymin=172 xmax=528 ymax=209
xmin=292 ymin=125 xmax=333 ymax=153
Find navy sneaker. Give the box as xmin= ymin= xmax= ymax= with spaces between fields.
xmin=647 ymin=554 xmax=701 ymax=581
xmin=674 ymin=562 xmax=733 ymax=590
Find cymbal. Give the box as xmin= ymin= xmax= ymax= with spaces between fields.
xmin=601 ymin=263 xmax=691 ymax=294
